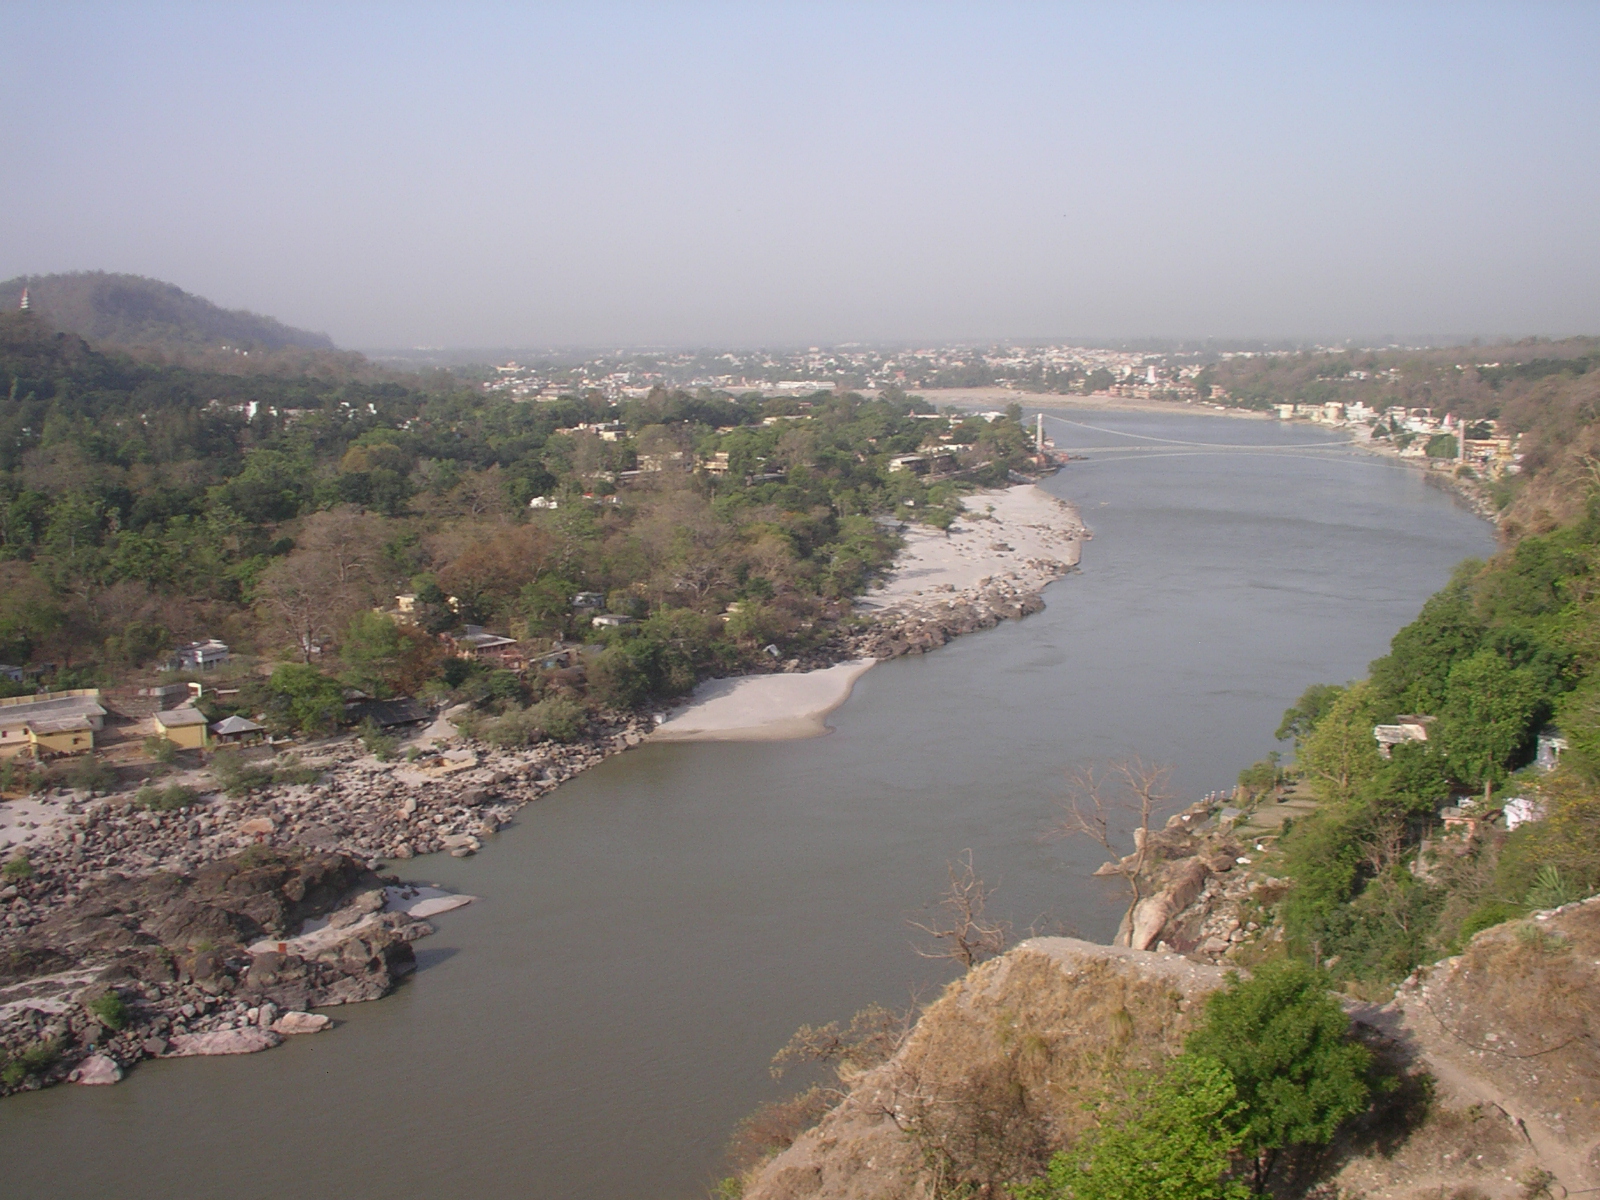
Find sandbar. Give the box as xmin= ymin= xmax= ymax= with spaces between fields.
xmin=651 ymin=659 xmax=877 ymax=743
xmin=857 ymin=484 xmax=1084 ymax=613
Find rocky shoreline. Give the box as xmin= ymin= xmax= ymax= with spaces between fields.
xmin=0 ymin=492 xmax=1087 ymax=1098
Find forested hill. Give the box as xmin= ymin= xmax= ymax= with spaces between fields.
xmin=0 ymin=272 xmax=336 ymax=356
xmin=0 ymin=305 xmax=1040 ymax=725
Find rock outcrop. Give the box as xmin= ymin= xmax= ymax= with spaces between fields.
xmin=740 ymin=938 xmax=1233 ymax=1200
xmin=0 ymin=847 xmax=427 ymax=1096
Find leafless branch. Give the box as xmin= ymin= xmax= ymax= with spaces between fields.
xmin=908 ymin=849 xmax=1010 ymax=970
xmin=1050 ymin=756 xmax=1174 ymax=923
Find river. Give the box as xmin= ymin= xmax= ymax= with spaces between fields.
xmin=0 ymin=411 xmax=1495 ymax=1199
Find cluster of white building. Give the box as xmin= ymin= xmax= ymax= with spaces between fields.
xmin=1275 ymin=403 xmax=1521 ymax=476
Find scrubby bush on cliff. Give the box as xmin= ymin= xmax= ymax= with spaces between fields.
xmin=1016 ymin=1054 xmax=1250 ymax=1200
xmin=87 ymin=990 xmax=128 ymax=1031
xmin=1185 ymin=961 xmax=1371 ymax=1193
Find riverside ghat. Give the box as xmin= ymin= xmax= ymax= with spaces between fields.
xmin=0 ymin=484 xmax=1087 ymax=1095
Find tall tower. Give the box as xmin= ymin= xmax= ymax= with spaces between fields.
xmin=18 ymin=288 xmax=29 ymax=311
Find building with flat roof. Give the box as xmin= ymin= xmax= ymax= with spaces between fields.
xmin=0 ymin=690 xmax=106 ymax=759
xmin=153 ymin=706 xmax=210 ymax=750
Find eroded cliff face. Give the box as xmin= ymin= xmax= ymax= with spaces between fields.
xmin=740 ymin=902 xmax=1600 ymax=1200
xmin=741 ymin=938 xmax=1232 ymax=1200
xmin=1334 ymin=897 xmax=1600 ymax=1199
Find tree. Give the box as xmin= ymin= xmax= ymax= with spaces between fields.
xmin=1016 ymin=1055 xmax=1250 ymax=1200
xmin=1184 ymin=961 xmax=1371 ymax=1193
xmin=1297 ymin=682 xmax=1383 ymax=804
xmin=257 ymin=664 xmax=346 ymax=734
xmin=908 ymin=849 xmax=1009 ymax=970
xmin=340 ymin=610 xmax=441 ymax=696
xmin=1053 ymin=757 xmax=1171 ymax=937
xmin=1274 ymin=683 xmax=1344 ymax=748
xmin=1437 ymin=647 xmax=1547 ymax=786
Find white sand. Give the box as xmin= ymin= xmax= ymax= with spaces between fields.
xmin=857 ymin=484 xmax=1085 ymax=614
xmin=0 ymin=795 xmax=72 ymax=855
xmin=651 ymin=487 xmax=1087 ymax=743
xmin=651 ymin=659 xmax=877 ymax=743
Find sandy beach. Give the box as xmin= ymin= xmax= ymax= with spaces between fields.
xmin=857 ymin=484 xmax=1084 ymax=614
xmin=652 ymin=484 xmax=1086 ymax=742
xmin=651 ymin=659 xmax=877 ymax=742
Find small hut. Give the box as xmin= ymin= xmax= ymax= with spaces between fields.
xmin=210 ymin=714 xmax=265 ymax=745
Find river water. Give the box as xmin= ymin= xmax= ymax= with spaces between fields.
xmin=0 ymin=411 xmax=1494 ymax=1199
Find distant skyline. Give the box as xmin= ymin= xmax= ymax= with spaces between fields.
xmin=3 ymin=3 xmax=1598 ymax=349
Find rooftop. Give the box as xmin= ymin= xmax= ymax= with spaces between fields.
xmin=154 ymin=706 xmax=209 ymax=728
xmin=0 ymin=690 xmax=106 ymax=729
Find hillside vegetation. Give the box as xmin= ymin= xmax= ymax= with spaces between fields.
xmin=0 ymin=308 xmax=1039 ymax=727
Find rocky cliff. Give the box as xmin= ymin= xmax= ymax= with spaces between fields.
xmin=741 ymin=938 xmax=1233 ymax=1200
xmin=738 ymin=899 xmax=1600 ymax=1200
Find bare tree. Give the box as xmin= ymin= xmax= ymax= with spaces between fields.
xmin=1051 ymin=757 xmax=1173 ymax=935
xmin=255 ymin=554 xmax=343 ymax=663
xmin=909 ymin=849 xmax=1010 ymax=970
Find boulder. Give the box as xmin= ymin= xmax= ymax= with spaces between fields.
xmin=271 ymin=1011 xmax=331 ymax=1035
xmin=164 ymin=1028 xmax=282 ymax=1056
xmin=1127 ymin=857 xmax=1212 ymax=951
xmin=69 ymin=1054 xmax=123 ymax=1085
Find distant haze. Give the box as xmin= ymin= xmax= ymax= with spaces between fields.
xmin=2 ymin=3 xmax=1597 ymax=349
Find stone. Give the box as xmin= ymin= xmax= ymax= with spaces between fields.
xmin=69 ymin=1054 xmax=123 ymax=1085
xmin=164 ymin=1028 xmax=282 ymax=1056
xmin=271 ymin=1011 xmax=331 ymax=1035
xmin=141 ymin=1037 xmax=170 ymax=1056
xmin=239 ymin=817 xmax=275 ymax=835
xmin=449 ymin=846 xmax=474 ymax=858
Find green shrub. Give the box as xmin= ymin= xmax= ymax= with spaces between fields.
xmin=270 ymin=753 xmax=323 ymax=786
xmin=529 ymin=697 xmax=586 ymax=743
xmin=1456 ymin=899 xmax=1526 ymax=944
xmin=2 ymin=852 xmax=32 ymax=881
xmin=1016 ymin=1054 xmax=1249 ymax=1200
xmin=358 ymin=718 xmax=398 ymax=761
xmin=134 ymin=784 xmax=199 ymax=811
xmin=87 ymin=991 xmax=128 ymax=1031
xmin=212 ymin=749 xmax=273 ymax=796
xmin=143 ymin=735 xmax=179 ymax=764
xmin=1185 ymin=961 xmax=1372 ymax=1192
xmin=0 ymin=1036 xmax=61 ymax=1087
xmin=1526 ymin=865 xmax=1580 ymax=910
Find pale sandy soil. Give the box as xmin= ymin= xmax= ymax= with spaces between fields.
xmin=0 ymin=795 xmax=71 ymax=855
xmin=857 ymin=484 xmax=1084 ymax=614
xmin=653 ymin=485 xmax=1087 ymax=742
xmin=650 ymin=659 xmax=877 ymax=743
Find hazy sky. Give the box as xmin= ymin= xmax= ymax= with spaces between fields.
xmin=3 ymin=3 xmax=1598 ymax=348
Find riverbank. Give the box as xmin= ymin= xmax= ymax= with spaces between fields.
xmin=650 ymin=484 xmax=1087 ymax=741
xmin=652 ymin=659 xmax=876 ymax=741
xmin=0 ymin=485 xmax=1087 ymax=1096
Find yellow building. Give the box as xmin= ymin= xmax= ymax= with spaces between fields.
xmin=153 ymin=706 xmax=210 ymax=750
xmin=0 ymin=690 xmax=105 ymax=759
